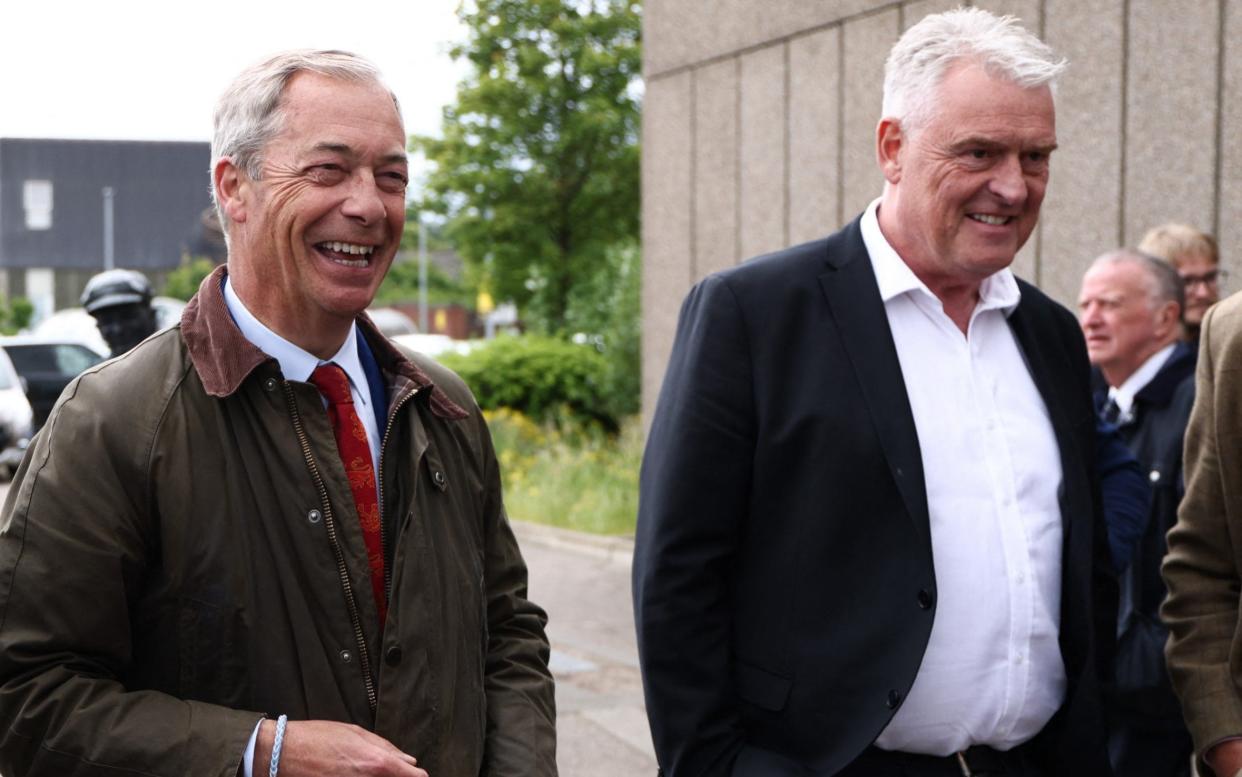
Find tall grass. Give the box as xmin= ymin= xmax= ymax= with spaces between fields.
xmin=486 ymin=408 xmax=641 ymax=536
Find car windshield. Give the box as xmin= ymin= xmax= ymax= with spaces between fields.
xmin=5 ymin=344 xmax=103 ymax=376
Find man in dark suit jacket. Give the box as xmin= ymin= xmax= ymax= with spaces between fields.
xmin=1079 ymin=250 xmax=1196 ymax=776
xmin=633 ymin=9 xmax=1116 ymax=777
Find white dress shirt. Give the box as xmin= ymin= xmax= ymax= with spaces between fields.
xmin=222 ymin=275 xmax=382 ymax=777
xmin=861 ymin=199 xmax=1067 ymax=755
xmin=1106 ymin=343 xmax=1177 ymax=425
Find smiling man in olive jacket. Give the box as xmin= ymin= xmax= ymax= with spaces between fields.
xmin=0 ymin=50 xmax=556 ymax=777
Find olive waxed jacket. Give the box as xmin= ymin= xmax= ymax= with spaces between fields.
xmin=0 ymin=266 xmax=556 ymax=776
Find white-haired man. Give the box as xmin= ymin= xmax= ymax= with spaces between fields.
xmin=1079 ymin=250 xmax=1195 ymax=777
xmin=0 ymin=51 xmax=556 ymax=777
xmin=634 ymin=9 xmax=1114 ymax=776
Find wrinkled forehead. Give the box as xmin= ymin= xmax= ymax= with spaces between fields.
xmin=1081 ymin=262 xmax=1157 ymax=301
xmin=274 ymin=72 xmax=406 ymax=151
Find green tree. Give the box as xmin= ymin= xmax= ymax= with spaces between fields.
xmin=413 ymin=0 xmax=641 ymax=333
xmin=163 ymin=257 xmax=219 ymax=301
xmin=375 ymin=260 xmax=474 ymax=308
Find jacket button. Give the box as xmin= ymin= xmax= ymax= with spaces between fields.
xmin=340 ymin=650 xmax=353 ymax=664
xmin=307 ymin=509 xmax=322 ymax=524
xmin=917 ymin=589 xmax=933 ymax=609
xmin=433 ymin=470 xmax=447 ymax=487
xmin=264 ymin=377 xmax=279 ymax=392
xmin=895 ymin=467 xmax=904 ymax=478
xmin=887 ymin=690 xmax=902 ymax=709
xmin=385 ymin=645 xmax=403 ymax=666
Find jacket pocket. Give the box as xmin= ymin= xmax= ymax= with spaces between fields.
xmin=735 ymin=660 xmax=792 ymax=712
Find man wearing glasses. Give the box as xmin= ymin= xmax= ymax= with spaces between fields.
xmin=1140 ymin=223 xmax=1226 ymax=344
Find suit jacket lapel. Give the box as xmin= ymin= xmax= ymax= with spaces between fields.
xmin=817 ymin=222 xmax=931 ymax=545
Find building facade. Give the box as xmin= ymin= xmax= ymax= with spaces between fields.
xmin=0 ymin=138 xmax=213 ymax=319
xmin=642 ymin=0 xmax=1241 ymax=418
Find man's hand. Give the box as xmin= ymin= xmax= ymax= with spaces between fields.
xmin=254 ymin=719 xmax=428 ymax=777
xmin=1205 ymin=739 xmax=1242 ymax=777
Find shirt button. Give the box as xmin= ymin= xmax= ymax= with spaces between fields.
xmin=385 ymin=645 xmax=403 ymax=666
xmin=1015 ymin=653 xmax=1025 ymax=664
xmin=917 ymin=589 xmax=933 ymax=610
xmin=887 ymin=689 xmax=903 ymax=709
xmin=340 ymin=649 xmax=353 ymax=664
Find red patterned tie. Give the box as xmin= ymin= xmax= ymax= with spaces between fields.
xmin=310 ymin=363 xmax=386 ymax=625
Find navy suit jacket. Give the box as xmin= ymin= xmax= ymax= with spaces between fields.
xmin=632 ymin=217 xmax=1116 ymax=776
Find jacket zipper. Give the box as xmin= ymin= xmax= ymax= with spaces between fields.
xmin=377 ymin=386 xmax=420 ymax=605
xmin=282 ymin=381 xmax=378 ymax=714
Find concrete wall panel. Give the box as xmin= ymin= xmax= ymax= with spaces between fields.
xmin=645 ymin=0 xmax=891 ymax=77
xmin=971 ymin=0 xmax=1042 ymax=31
xmin=841 ymin=8 xmax=899 ymax=222
xmin=1039 ymin=0 xmax=1125 ymax=306
xmin=1218 ymin=0 xmax=1241 ymax=278
xmin=739 ymin=44 xmax=789 ymax=259
xmin=1124 ymin=0 xmax=1219 ymax=245
xmin=641 ymin=72 xmax=694 ymax=420
xmin=693 ymin=60 xmax=740 ymax=277
xmin=902 ymin=0 xmax=962 ymax=30
xmin=789 ymin=27 xmax=841 ymax=244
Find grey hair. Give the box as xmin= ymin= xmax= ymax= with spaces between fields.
xmin=882 ymin=7 xmax=1067 ymax=133
xmin=1091 ymin=248 xmax=1186 ymax=314
xmin=210 ymin=49 xmax=403 ymax=232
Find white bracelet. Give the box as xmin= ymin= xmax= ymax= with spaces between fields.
xmin=268 ymin=714 xmax=288 ymax=777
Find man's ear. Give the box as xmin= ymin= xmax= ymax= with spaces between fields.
xmin=213 ymin=157 xmax=250 ymax=225
xmin=876 ymin=118 xmax=905 ymax=184
xmin=1155 ymin=299 xmax=1182 ymax=335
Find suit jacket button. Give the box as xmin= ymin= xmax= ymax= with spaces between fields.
xmin=385 ymin=645 xmax=403 ymax=666
xmin=887 ymin=690 xmax=902 ymax=709
xmin=917 ymin=589 xmax=933 ymax=609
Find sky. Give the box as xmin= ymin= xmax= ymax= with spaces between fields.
xmin=0 ymin=0 xmax=469 ymax=144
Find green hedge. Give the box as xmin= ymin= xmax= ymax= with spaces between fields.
xmin=439 ymin=335 xmax=623 ymax=432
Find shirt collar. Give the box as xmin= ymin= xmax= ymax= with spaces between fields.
xmin=859 ymin=197 xmax=1021 ymax=316
xmin=222 ymin=275 xmax=370 ymax=409
xmin=1108 ymin=341 xmax=1178 ymax=418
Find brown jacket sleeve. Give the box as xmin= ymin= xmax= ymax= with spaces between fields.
xmin=0 ymin=356 xmax=262 ymax=777
xmin=1162 ymin=297 xmax=1242 ymax=765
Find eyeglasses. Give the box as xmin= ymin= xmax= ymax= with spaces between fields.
xmin=1180 ymin=269 xmax=1229 ymax=289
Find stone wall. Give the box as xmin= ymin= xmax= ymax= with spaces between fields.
xmin=642 ymin=0 xmax=1240 ymax=419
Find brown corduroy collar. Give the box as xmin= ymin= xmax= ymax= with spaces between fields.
xmin=179 ymin=265 xmax=468 ymax=420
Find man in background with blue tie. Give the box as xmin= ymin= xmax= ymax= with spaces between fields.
xmin=1078 ymin=249 xmax=1195 ymax=776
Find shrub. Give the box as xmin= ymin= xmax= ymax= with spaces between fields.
xmin=486 ymin=408 xmax=641 ymax=535
xmin=163 ymin=257 xmax=219 ymax=301
xmin=440 ymin=335 xmax=622 ymax=432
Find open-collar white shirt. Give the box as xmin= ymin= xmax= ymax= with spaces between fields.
xmin=1107 ymin=342 xmax=1177 ymax=425
xmin=222 ymin=275 xmax=382 ymax=468
xmin=861 ymin=198 xmax=1067 ymax=755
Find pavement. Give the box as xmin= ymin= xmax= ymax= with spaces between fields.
xmin=512 ymin=521 xmax=659 ymax=776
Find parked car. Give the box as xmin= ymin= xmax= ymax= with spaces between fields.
xmin=0 ymin=337 xmax=105 ymax=431
xmin=390 ymin=333 xmax=476 ymax=358
xmin=367 ymin=307 xmax=419 ymax=338
xmin=0 ymin=347 xmax=34 ymax=477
